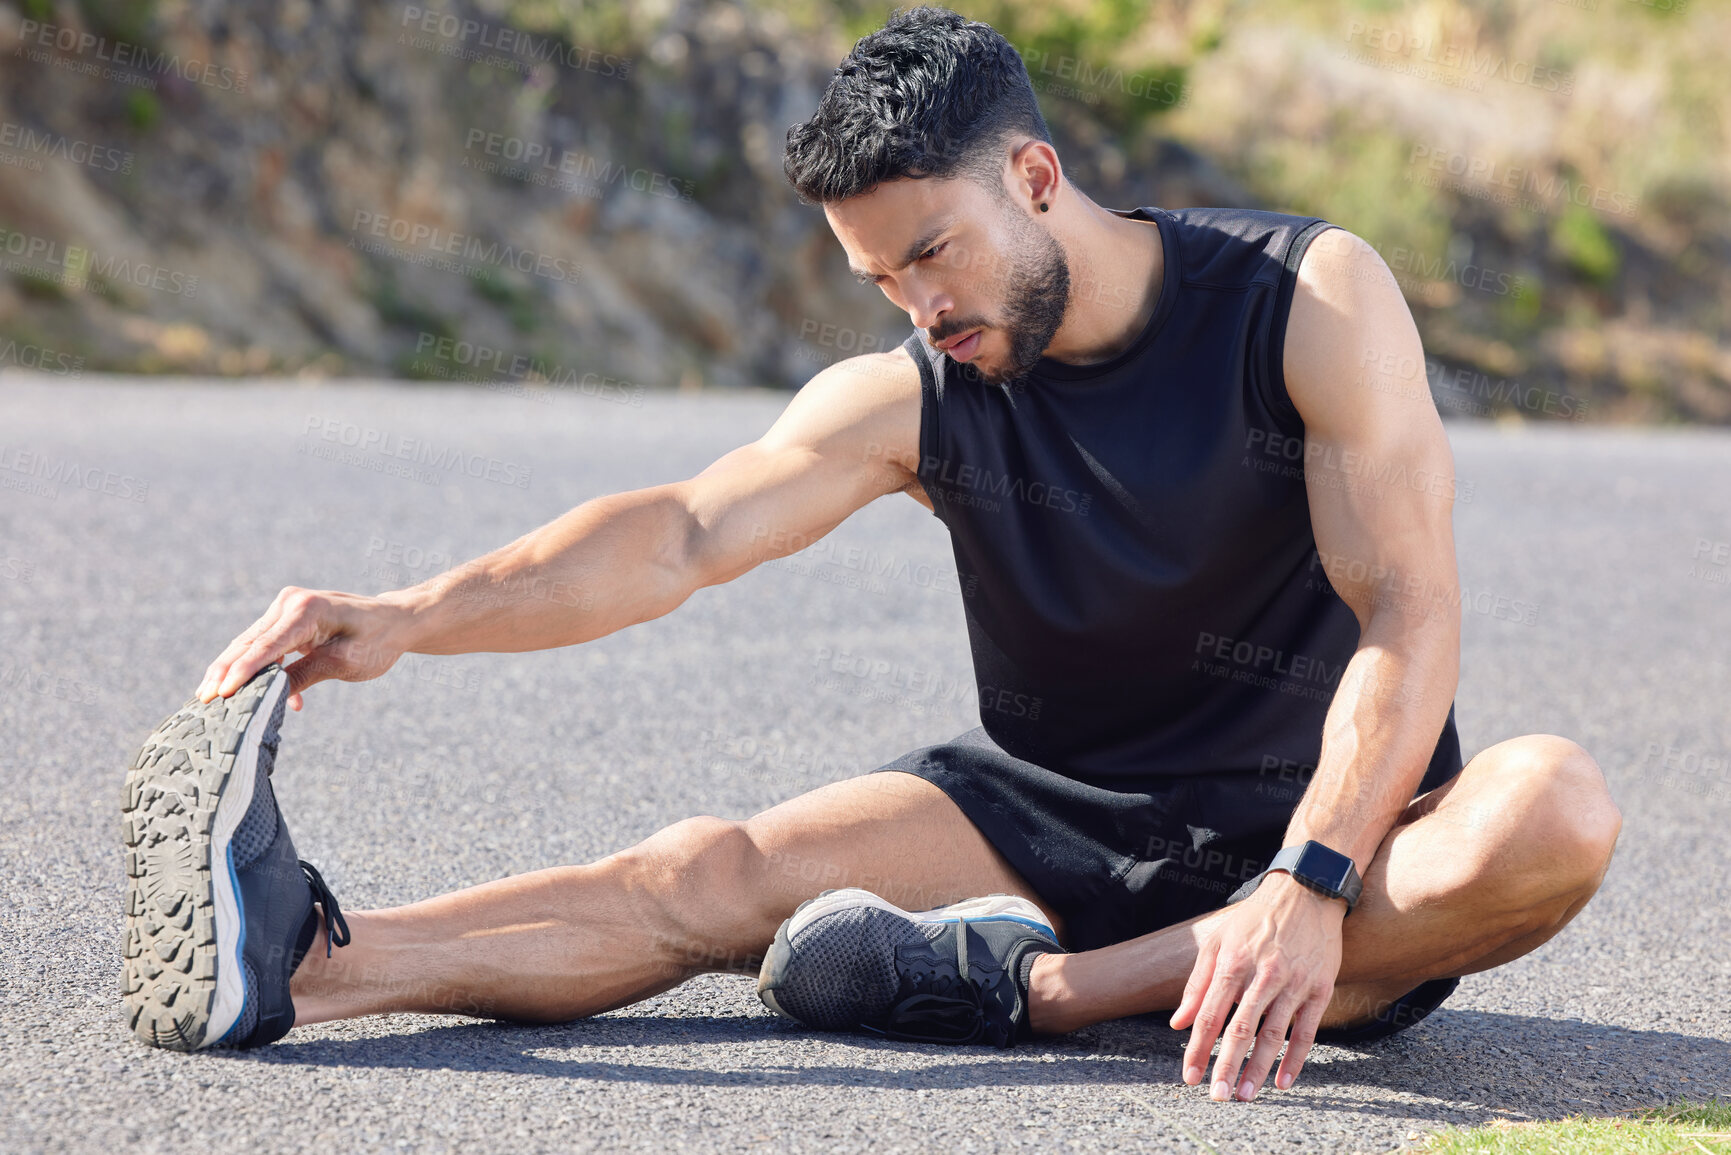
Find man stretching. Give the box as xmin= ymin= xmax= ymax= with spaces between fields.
xmin=121 ymin=6 xmax=1620 ymax=1103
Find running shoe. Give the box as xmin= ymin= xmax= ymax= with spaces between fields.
xmin=121 ymin=663 xmax=350 ymax=1050
xmin=757 ymin=888 xmax=1060 ymax=1047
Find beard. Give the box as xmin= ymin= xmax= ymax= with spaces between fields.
xmin=944 ymin=212 xmax=1072 ymax=386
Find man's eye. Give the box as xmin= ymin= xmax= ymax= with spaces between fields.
xmin=922 ymin=243 xmax=946 ymax=260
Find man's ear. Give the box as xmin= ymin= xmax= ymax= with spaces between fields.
xmin=1008 ymin=138 xmax=1062 ymax=212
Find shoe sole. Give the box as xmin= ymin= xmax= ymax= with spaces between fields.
xmin=755 ymin=887 xmax=1054 ymax=1023
xmin=120 ymin=666 xmax=287 ymax=1050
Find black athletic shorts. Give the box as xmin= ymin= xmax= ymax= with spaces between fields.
xmin=877 ymin=716 xmax=1466 ymax=1045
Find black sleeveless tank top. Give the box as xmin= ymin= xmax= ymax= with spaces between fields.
xmin=903 ymin=205 xmax=1461 ymax=790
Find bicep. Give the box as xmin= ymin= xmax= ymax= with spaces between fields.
xmin=673 ymin=351 xmax=922 ymax=588
xmin=1283 ymin=231 xmax=1461 ymax=632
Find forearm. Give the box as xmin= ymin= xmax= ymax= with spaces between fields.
xmin=1284 ymin=613 xmax=1461 ymax=873
xmin=381 ymin=486 xmax=697 ymax=655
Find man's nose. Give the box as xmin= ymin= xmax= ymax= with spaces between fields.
xmin=906 ymin=286 xmax=951 ymax=333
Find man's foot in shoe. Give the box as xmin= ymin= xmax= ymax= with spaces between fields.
xmin=756 ymin=888 xmax=1061 ymax=1047
xmin=121 ymin=662 xmax=351 ymax=1050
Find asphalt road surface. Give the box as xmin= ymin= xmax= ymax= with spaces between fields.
xmin=3 ymin=374 xmax=1728 ymax=1154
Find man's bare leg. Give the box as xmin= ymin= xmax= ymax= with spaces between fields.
xmin=1025 ymin=734 xmax=1622 ymax=1035
xmin=287 ymin=770 xmax=1060 ymax=1027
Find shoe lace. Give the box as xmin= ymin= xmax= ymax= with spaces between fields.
xmin=877 ymin=916 xmax=993 ymax=1045
xmin=299 ymin=860 xmax=352 ymax=958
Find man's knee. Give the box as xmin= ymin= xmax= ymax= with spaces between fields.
xmin=1517 ymin=735 xmax=1620 ymax=869
xmin=620 ymin=815 xmax=778 ymax=971
xmin=1484 ymin=735 xmax=1621 ymax=910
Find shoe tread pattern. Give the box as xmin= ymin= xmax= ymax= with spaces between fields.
xmin=119 ymin=666 xmax=280 ymax=1051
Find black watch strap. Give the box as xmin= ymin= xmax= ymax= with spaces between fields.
xmin=1226 ymin=840 xmax=1362 ymax=913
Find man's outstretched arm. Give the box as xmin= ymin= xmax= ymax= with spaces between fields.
xmin=1170 ymin=227 xmax=1463 ymax=1100
xmin=197 ymin=350 xmax=922 ymax=708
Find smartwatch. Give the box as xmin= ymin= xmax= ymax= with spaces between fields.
xmin=1226 ymin=840 xmax=1363 ymax=913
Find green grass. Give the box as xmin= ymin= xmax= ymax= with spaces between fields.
xmin=1418 ymin=1098 xmax=1731 ymax=1154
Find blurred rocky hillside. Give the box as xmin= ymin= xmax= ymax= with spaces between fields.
xmin=0 ymin=0 xmax=1726 ymax=422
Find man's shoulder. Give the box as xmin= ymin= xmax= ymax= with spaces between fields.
xmin=1165 ymin=206 xmax=1331 ymax=286
xmin=1167 ymin=205 xmax=1325 ymax=236
xmin=803 ymin=343 xmax=922 ymax=400
xmin=787 ymin=346 xmax=927 ymax=505
xmin=778 ymin=345 xmax=924 ymax=475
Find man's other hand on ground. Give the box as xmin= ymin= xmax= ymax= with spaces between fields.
xmin=1169 ymin=871 xmax=1346 ymax=1101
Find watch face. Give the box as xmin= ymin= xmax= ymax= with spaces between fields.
xmin=1295 ymin=842 xmax=1354 ymax=895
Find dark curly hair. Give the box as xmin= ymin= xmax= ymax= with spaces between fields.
xmin=784 ymin=5 xmax=1052 ymax=205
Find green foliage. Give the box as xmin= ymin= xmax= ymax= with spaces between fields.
xmin=498 ymin=0 xmax=639 ymax=56
xmin=1419 ymin=1097 xmax=1731 ymax=1153
xmin=0 ymin=222 xmax=69 ymax=301
xmin=77 ymin=0 xmax=158 ymax=47
xmin=1626 ymin=0 xmax=1693 ymax=18
xmin=1498 ymin=277 xmax=1543 ymax=338
xmin=469 ymin=269 xmax=540 ymax=333
xmin=13 ymin=270 xmax=67 ymax=302
xmin=369 ymin=276 xmax=456 ymax=342
xmin=1551 ymin=204 xmax=1620 ymax=287
xmin=963 ymin=0 xmax=1186 ymax=132
xmin=86 ymin=273 xmax=126 ymax=305
xmin=752 ymin=0 xmax=1197 ymax=133
xmin=124 ymin=91 xmax=160 ymax=131
xmin=661 ymin=103 xmax=694 ymax=173
xmin=1251 ymin=125 xmax=1451 ymax=263
xmin=394 ymin=348 xmax=446 ymax=380
xmin=0 ymin=321 xmax=87 ymax=365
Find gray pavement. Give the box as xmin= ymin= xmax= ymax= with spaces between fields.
xmin=2 ymin=375 xmax=1728 ymax=1154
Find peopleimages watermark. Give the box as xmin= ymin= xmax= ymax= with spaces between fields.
xmin=695 ymin=726 xmax=861 ymax=783
xmin=796 ymin=318 xmax=893 ymax=357
xmin=1014 ymin=46 xmax=1189 ymax=109
xmin=1358 ymin=346 xmax=1589 ymax=421
xmin=913 ymin=453 xmax=1094 ymax=518
xmin=0 ymin=444 xmax=150 ymax=503
xmin=1429 ymin=366 xmax=1587 ymax=421
xmin=407 ymin=333 xmax=645 ymax=406
xmin=349 ymin=211 xmax=582 ymax=285
xmin=1252 ymin=754 xmax=1493 ymax=831
xmin=398 ymin=7 xmax=632 ymax=79
xmin=361 ymin=536 xmax=456 ymax=586
xmin=298 ymin=415 xmax=533 ymax=489
xmin=0 ymin=336 xmax=84 ymax=377
xmin=1688 ymin=538 xmax=1730 ymax=588
xmin=0 ymin=655 xmax=100 ymax=706
xmin=1192 ymin=630 xmax=1423 ymax=706
xmin=1242 ymin=427 xmax=1475 ymax=503
xmin=1379 ymin=243 xmax=1528 ymax=300
xmin=461 ymin=130 xmax=693 ymax=201
xmin=15 ymin=19 xmax=248 ymax=92
xmin=1407 ymin=145 xmax=1639 ymax=218
xmin=810 ymin=645 xmax=1043 ymax=721
xmin=1341 ymin=22 xmax=1574 ymax=95
xmin=1304 ymin=233 xmax=1530 ymax=302
xmin=1142 ymin=832 xmax=1268 ymax=898
xmin=751 ymin=524 xmax=976 ymax=599
xmin=1303 ymin=550 xmax=1541 ymax=627
xmin=0 ymin=120 xmax=133 ymax=174
xmin=1643 ymin=739 xmax=1728 ymax=800
xmin=0 ymin=226 xmax=199 ymax=299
